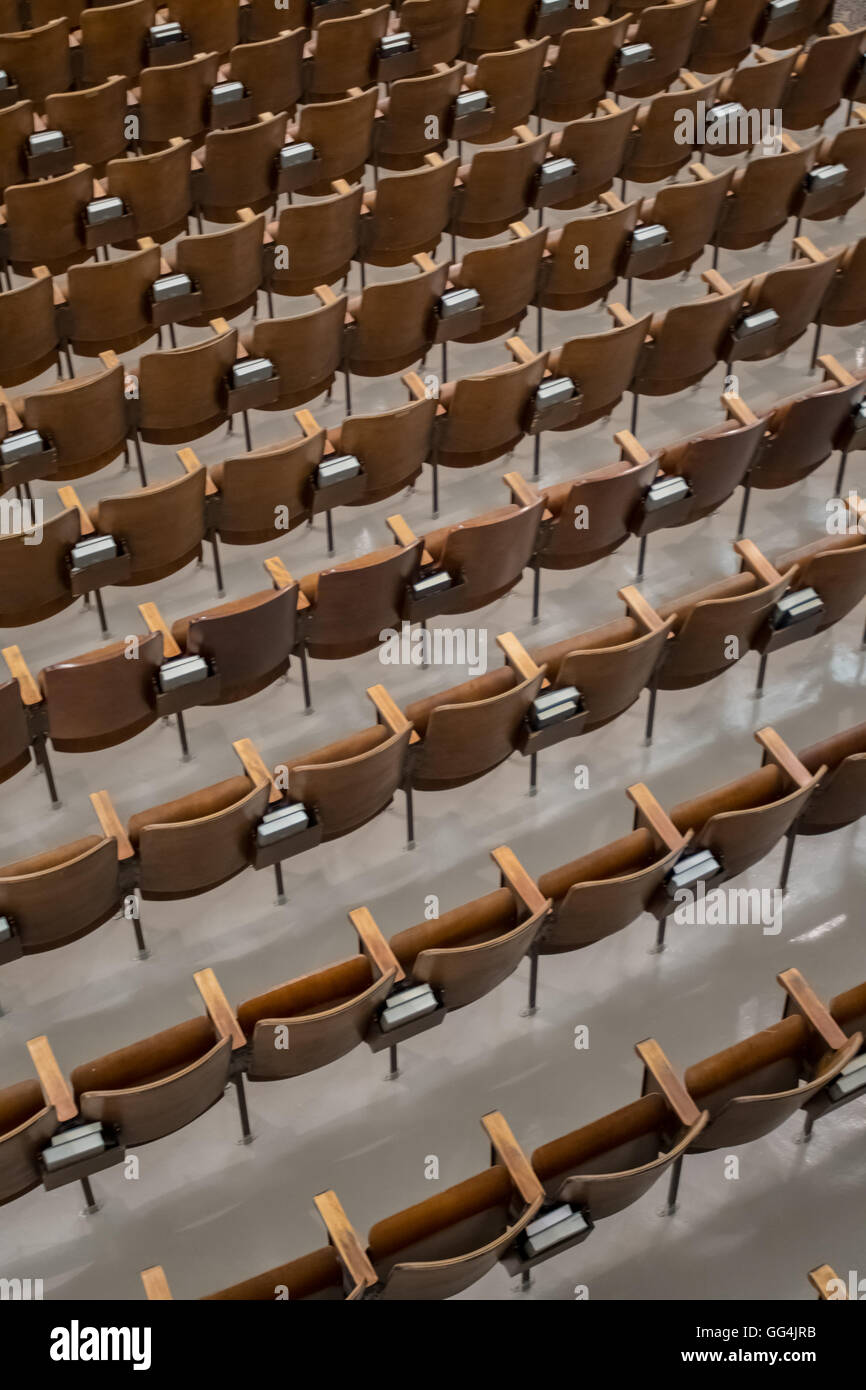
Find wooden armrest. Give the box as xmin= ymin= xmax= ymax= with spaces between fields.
xmin=792 ymin=235 xmax=825 ymax=264
xmin=423 ymin=151 xmax=445 ymax=168
xmin=514 ymin=124 xmax=537 ymax=145
xmin=26 ymin=1036 xmax=77 ymax=1123
xmin=819 ymin=354 xmax=857 ymax=388
xmin=722 ymin=392 xmax=759 ymax=426
xmin=598 ymin=97 xmax=620 ymax=116
xmin=503 ymin=471 xmax=539 ymax=509
xmin=233 ymin=737 xmax=282 ymax=804
xmin=314 ymin=1190 xmax=378 ymax=1294
xmin=366 ymin=683 xmax=412 ymax=737
xmin=627 ymin=783 xmax=686 ymax=854
xmin=210 ymin=317 xmax=232 ymax=337
xmin=754 ymin=728 xmax=815 ymax=791
xmin=412 ymin=252 xmax=437 ymax=274
xmin=314 ymin=283 xmax=338 ymax=307
xmin=808 ymin=1265 xmax=846 ymax=1300
xmin=141 ymin=1267 xmax=173 ymax=1301
xmin=509 ymin=220 xmax=532 ymax=240
xmin=618 ymin=585 xmax=665 ymax=633
xmin=99 ymin=350 xmax=120 ymax=372
xmin=734 ymin=538 xmax=781 ymax=586
xmin=294 ymin=409 xmax=323 ymax=439
xmin=606 ymin=301 xmax=635 ymax=328
xmin=689 ymin=161 xmax=714 ymax=182
xmin=385 ymin=513 xmax=419 ymax=548
xmin=0 ymin=387 xmax=23 ymax=431
xmin=635 ymin=1038 xmax=701 ymax=1127
xmin=2 ymin=645 xmax=41 ymax=707
xmin=482 ymin=1111 xmax=543 ymax=1207
xmin=854 ymin=106 xmax=866 ymax=126
xmin=89 ymin=789 xmax=135 ymax=861
xmin=496 ymin=631 xmax=542 ymax=683
xmin=679 ymin=69 xmax=704 ymax=91
xmin=491 ymin=846 xmax=549 ymax=918
xmin=33 ymin=265 xmax=67 ymax=307
xmin=506 ymin=335 xmax=537 ymax=365
xmin=348 ymin=906 xmax=403 ymax=984
xmin=780 ymin=132 xmax=800 ymax=153
xmin=57 ymin=485 xmax=94 ymax=535
xmin=236 ymin=206 xmax=257 ymax=224
xmin=615 ymin=430 xmax=651 ymax=465
xmin=138 ymin=602 xmax=181 ymax=660
xmin=829 ymin=21 xmax=850 ymax=34
xmin=194 ymin=968 xmax=245 ymax=1051
xmin=844 ymin=492 xmax=866 ymax=523
xmin=701 ymin=268 xmax=734 ymax=296
xmin=402 ymin=371 xmax=429 ymax=402
xmin=777 ymin=968 xmax=848 ymax=1051
xmin=263 ymin=555 xmax=298 ymax=595
xmin=598 ymin=189 xmax=625 ymax=213
xmin=178 ymin=446 xmax=217 ymax=495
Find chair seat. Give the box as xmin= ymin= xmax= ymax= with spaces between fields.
xmin=128 ymin=775 xmax=254 ymax=845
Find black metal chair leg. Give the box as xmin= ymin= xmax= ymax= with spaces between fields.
xmin=274 ymin=862 xmax=286 ymax=906
xmin=233 ymin=1073 xmax=254 ymax=1144
xmin=432 ymin=460 xmax=439 ymax=517
xmin=522 ymin=947 xmax=539 ymax=1017
xmin=242 ymin=409 xmax=253 ymax=452
xmin=175 ymin=711 xmax=191 ymax=762
xmin=344 ymin=365 xmax=352 ymax=414
xmin=636 ymin=533 xmax=648 ymax=581
xmin=404 ymin=781 xmax=416 ymax=850
xmin=810 ymin=318 xmax=822 ymax=370
xmin=34 ymin=736 xmax=60 ymax=808
xmin=779 ymin=825 xmax=797 ymax=893
xmin=651 ymin=914 xmax=667 ymax=954
xmin=298 ymin=641 xmax=313 ymax=713
xmin=736 ymin=482 xmax=751 ymax=539
xmin=801 ymin=1110 xmax=815 ymax=1142
xmin=325 ymin=508 xmax=335 ymax=556
xmin=630 ymin=391 xmax=639 ymax=434
xmin=663 ymin=1154 xmax=683 ymax=1214
xmin=644 ymin=678 xmax=659 ymax=745
xmin=94 ymin=589 xmax=110 ymax=638
xmin=386 ymin=1044 xmax=400 ymax=1080
xmin=755 ymin=651 xmax=768 ymax=698
xmin=80 ymin=1176 xmax=100 ymax=1214
xmin=210 ymin=534 xmax=225 ymax=596
xmin=529 ymin=752 xmax=538 ymax=797
xmin=532 ymin=563 xmax=541 ymax=624
xmin=533 ymin=433 xmax=541 ymax=479
xmin=133 ymin=431 xmax=148 ymax=486
xmin=131 ymin=907 xmax=149 ymax=960
xmin=834 ymin=449 xmax=849 ymax=497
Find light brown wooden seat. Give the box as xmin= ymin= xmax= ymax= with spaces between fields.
xmin=373 ymin=63 xmax=466 ymax=170
xmin=267 ymin=182 xmax=363 ymax=297
xmin=136 ymin=51 xmax=220 ymax=150
xmin=545 ymin=311 xmax=651 ymax=427
xmin=627 ymin=281 xmax=746 ymax=400
xmin=705 ymin=49 xmax=799 ymax=156
xmin=9 ymin=354 xmax=128 ymax=482
xmin=209 ymin=429 xmax=322 ymax=544
xmin=304 ymin=5 xmax=390 ymax=100
xmin=344 ymin=256 xmax=449 ymax=378
xmin=536 ymin=15 xmax=631 ymax=122
xmin=420 ymin=342 xmax=547 ymax=471
xmin=243 ymin=289 xmax=348 ymax=409
xmin=64 ymin=241 xmax=161 ymax=357
xmin=690 ymin=0 xmax=773 ymax=70
xmin=535 ymin=442 xmax=658 ymax=573
xmin=167 ymin=0 xmax=240 ymax=59
xmin=316 ymin=393 xmax=437 ymax=506
xmin=0 ymin=98 xmax=32 ymax=202
xmin=396 ymin=0 xmax=468 ymax=70
xmin=715 ymin=137 xmax=815 ymax=251
xmin=629 ymin=166 xmax=730 ymax=281
xmin=803 ymin=121 xmax=866 ymax=224
xmin=245 ymin=0 xmax=307 ymax=43
xmin=88 ymin=463 xmax=208 ymax=586
xmin=39 ymin=629 xmax=163 ymax=754
xmin=0 ymin=1077 xmax=58 ymax=1209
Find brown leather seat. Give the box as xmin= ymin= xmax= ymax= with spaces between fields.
xmin=130 ymin=774 xmax=269 ymax=899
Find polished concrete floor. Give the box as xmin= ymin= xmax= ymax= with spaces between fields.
xmin=0 ymin=60 xmax=864 ymax=1302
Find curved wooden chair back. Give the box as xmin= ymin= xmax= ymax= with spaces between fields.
xmin=245 ymin=0 xmax=305 ymax=42
xmin=0 ymin=99 xmax=34 ymax=199
xmin=212 ymin=431 xmax=323 ymax=543
xmin=738 ymin=254 xmax=842 ymax=359
xmin=624 ymin=79 xmax=722 ymax=183
xmin=287 ymin=725 xmax=413 ymax=839
xmin=5 ymin=163 xmax=93 ymax=272
xmin=0 ymin=679 xmax=30 ymax=785
xmin=138 ymin=51 xmax=220 ymax=148
xmin=819 ymin=237 xmax=866 ymax=333
xmin=294 ymin=88 xmax=379 ymax=190
xmin=269 ymin=184 xmax=363 ymax=295
xmin=537 ymin=17 xmax=631 ymax=122
xmin=691 ymin=0 xmax=777 ymax=71
xmin=409 ymin=895 xmax=548 ymax=1012
xmin=433 ymin=499 xmax=545 ymax=610
xmin=79 ymin=0 xmax=156 ymax=85
xmin=304 ymin=540 xmax=423 ymax=658
xmin=41 ymin=630 xmax=163 ymax=752
xmin=137 ymin=327 xmax=237 ymax=442
xmin=657 ymin=568 xmax=792 ymax=688
xmin=246 ymin=294 xmax=347 ymax=408
xmin=228 ymin=30 xmax=306 ymax=119
xmin=66 ymin=244 xmax=162 ymax=356
xmin=180 ymin=585 xmax=300 ymax=702
xmin=396 ymin=0 xmax=467 ymax=69
xmin=773 ymin=534 xmax=866 ymax=633
xmin=407 ymin=666 xmax=545 ymax=789
xmin=718 ymin=143 xmax=814 ymax=249
xmin=797 ymin=723 xmax=866 ymax=834
xmin=106 ymin=140 xmax=194 ymax=244
xmin=466 ymin=39 xmax=549 ymax=145
xmin=464 ymin=0 xmax=536 ymax=56
xmin=551 ymin=103 xmax=636 ymax=209
xmin=539 ymin=458 xmax=657 ymax=569
xmin=635 ymin=288 xmax=745 ymax=395
xmin=620 ymin=0 xmax=706 ymax=98
xmin=654 ymin=417 xmax=764 ymax=523
xmin=174 ymin=214 xmax=265 ymax=322
xmin=20 ymin=359 xmax=128 ymax=481
xmin=168 ymin=0 xmax=240 ymax=57
xmin=132 ymin=776 xmax=269 ymax=898
xmin=712 ymin=51 xmax=798 ymax=154
xmin=198 ymin=112 xmax=287 ymax=220
xmin=362 ymin=157 xmax=459 ymax=265
xmin=0 ymin=506 xmax=79 ymax=626
xmin=347 ymin=261 xmax=450 ymax=376
xmin=0 ymin=1080 xmax=57 ymax=1207
xmin=783 ymin=26 xmax=866 ymax=129
xmin=809 ymin=128 xmax=866 ymax=223
xmin=751 ymin=376 xmax=863 ymax=489
xmin=672 ymin=765 xmax=823 ymax=881
xmin=454 ymin=132 xmax=548 ymax=238
xmin=540 ymin=201 xmax=638 ymax=310
xmin=553 ymin=314 xmax=650 ymax=423
xmin=637 ymin=171 xmax=730 ymax=279
xmin=337 ymin=396 xmax=437 ymax=504
xmin=374 ymin=64 xmax=465 ymax=165
xmin=94 ymin=467 xmax=206 ymax=584
xmin=44 ymin=76 xmax=128 ymax=170
xmin=451 ymin=225 xmax=548 ymax=342
xmin=0 ymin=18 xmax=71 ymax=106
xmin=0 ymin=271 xmax=61 ymax=386
xmin=0 ymin=835 xmax=121 ymax=953
xmin=537 ymin=613 xmax=676 ymax=731
xmin=305 ymin=6 xmax=390 ymax=98
xmin=437 ymin=353 xmax=547 ymax=464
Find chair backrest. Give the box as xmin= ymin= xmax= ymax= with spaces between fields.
xmin=451 ymin=225 xmax=547 ymax=340
xmin=718 ymin=143 xmax=814 ymax=249
xmin=620 ymin=0 xmax=706 ymax=97
xmin=554 ymin=313 xmax=651 ymax=423
xmin=715 ymin=51 xmax=798 ymax=153
xmin=797 ymin=722 xmax=866 ymax=834
xmin=72 ymin=1015 xmax=233 ymax=1147
xmin=132 ymin=775 xmax=270 ymax=897
xmin=139 ymin=51 xmax=220 ymax=147
xmin=654 ymin=417 xmax=764 ymax=523
xmin=247 ymin=293 xmax=347 ymax=408
xmin=0 ymin=834 xmax=121 ymax=952
xmin=438 ymin=353 xmax=547 ymax=459
xmin=657 ymin=568 xmax=791 ymax=687
xmin=811 ymin=126 xmax=866 ymax=223
xmin=690 ymin=0 xmax=771 ymax=70
xmin=0 ymin=1079 xmax=57 ymax=1207
xmin=346 ymin=261 xmax=450 ymax=375
xmin=541 ymin=200 xmax=639 ymax=309
xmin=21 ymin=359 xmax=128 ymax=481
xmin=44 ymin=75 xmax=128 ymax=169
xmin=94 ymin=467 xmax=207 ymax=584
xmin=305 ymin=541 xmax=423 ymax=658
xmin=538 ymin=15 xmax=631 ymax=121
xmin=287 ymin=723 xmax=413 ymax=839
xmin=362 ymin=157 xmax=459 ymax=264
xmin=552 ymin=102 xmax=636 ymax=208
xmin=169 ymin=0 xmax=240 ymax=56
xmin=80 ymin=0 xmax=156 ymax=85
xmin=539 ymin=458 xmax=658 ymax=569
xmin=774 ymin=534 xmax=866 ymax=632
xmin=455 ymin=132 xmax=548 ymax=237
xmin=397 ymin=0 xmax=467 ymax=69
xmin=436 ymin=500 xmax=545 ymax=610
xmin=199 ymin=111 xmax=287 ymax=219
xmin=295 ymin=88 xmax=378 ymax=188
xmin=174 ymin=214 xmax=265 ymax=319
xmin=751 ymin=376 xmax=864 ymax=489
xmin=0 ymin=271 xmax=60 ymax=386
xmin=182 ymin=585 xmax=300 ymax=702
xmin=137 ymin=326 xmax=237 ymax=440
xmin=625 ymin=79 xmax=722 ymax=182
xmin=739 ymin=254 xmax=842 ymax=358
xmin=41 ymin=630 xmax=163 ymax=753
xmin=203 ymin=1245 xmax=348 ymax=1300
xmin=66 ymin=243 xmax=161 ymax=355
xmin=307 ymin=5 xmax=390 ymax=98
xmin=535 ymin=611 xmax=676 ymax=731
xmin=465 ymin=0 xmax=536 ymax=54
xmin=337 ymin=395 xmax=437 ymax=504
xmin=407 ymin=665 xmax=545 ymax=789
xmin=783 ymin=26 xmax=866 ymax=129
xmin=0 ymin=679 xmax=29 ymax=785
xmin=470 ymin=39 xmax=550 ymax=144
xmin=0 ymin=506 xmax=79 ymax=626
xmin=637 ymin=170 xmax=730 ymax=278
xmin=245 ymin=0 xmax=306 ymax=42
xmin=214 ymin=431 xmax=323 ymax=543
xmin=0 ymin=17 xmax=71 ymax=105
xmin=830 ymin=981 xmax=866 ymax=1039
xmin=0 ymin=98 xmax=33 ymax=199
xmin=240 ymin=954 xmax=395 ymax=1081
xmin=635 ymin=287 xmax=745 ymax=395
xmin=5 ymin=163 xmax=92 ymax=270
xmin=374 ymin=63 xmax=465 ymax=159
xmin=270 ymin=184 xmax=363 ymax=295
xmin=106 ymin=140 xmax=194 ymax=243
xmin=229 ymin=29 xmax=306 ymax=119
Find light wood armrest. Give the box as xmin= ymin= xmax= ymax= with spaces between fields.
xmin=679 ymin=69 xmax=704 ymax=91
xmin=294 ymin=409 xmax=323 ymax=439
xmin=843 ymin=492 xmax=866 ymax=523
xmin=178 ymin=446 xmax=217 ymax=495
xmin=635 ymin=1038 xmax=701 ymax=1127
xmin=314 ymin=1190 xmax=378 ymax=1294
xmin=514 ymin=124 xmax=537 ymax=145
xmin=233 ymin=737 xmax=282 ymax=804
xmin=606 ymin=301 xmax=635 ymax=328
xmin=855 ymin=106 xmax=866 ymax=126
xmin=618 ymin=586 xmax=665 ymax=633
xmin=57 ymin=485 xmax=94 ymax=534
xmin=598 ymin=96 xmax=620 ymax=115
xmin=2 ymin=645 xmax=41 ymax=706
xmin=423 ymin=151 xmax=445 ymax=168
xmin=210 ymin=317 xmax=232 ymax=337
xmin=598 ymin=189 xmax=625 ymax=212
xmin=385 ymin=513 xmax=419 ymax=548
xmin=509 ymin=220 xmax=532 ymax=240
xmin=734 ymin=538 xmax=781 ymax=586
xmin=496 ymin=631 xmax=542 ymax=683
xmin=506 ymin=335 xmax=537 ymax=365
xmin=689 ymin=161 xmax=714 ymax=182
xmin=819 ymin=354 xmax=857 ymax=388
xmin=194 ymin=967 xmax=245 ymax=1050
xmin=482 ymin=1111 xmax=543 ymax=1207
xmin=722 ymin=392 xmax=759 ymax=426
xmin=701 ymin=268 xmax=734 ymax=296
xmin=754 ymin=728 xmax=815 ymax=790
xmin=99 ymin=350 xmax=120 ymax=372
xmin=89 ymin=790 xmax=135 ymax=861
xmin=348 ymin=906 xmax=403 ymax=984
xmin=491 ymin=846 xmax=549 ymax=918
xmin=27 ymin=1036 xmax=77 ymax=1123
xmin=366 ymin=683 xmax=412 ymax=736
xmin=627 ymin=783 xmax=686 ymax=854
xmin=615 ymin=430 xmax=651 ymax=465
xmin=412 ymin=251 xmax=437 ymax=274
xmin=808 ymin=1265 xmax=846 ymax=1300
xmin=0 ymin=387 xmax=23 ymax=431
xmin=314 ymin=283 xmax=338 ymax=307
xmin=402 ymin=371 xmax=429 ymax=402
xmin=793 ymin=234 xmax=825 ymax=264
xmin=263 ymin=556 xmax=301 ymax=600
xmin=503 ymin=471 xmax=539 ymax=509
xmin=236 ymin=206 xmax=257 ymax=224
xmin=138 ymin=602 xmax=181 ymax=660
xmin=778 ymin=968 xmax=848 ymax=1051
xmin=779 ymin=131 xmax=800 ymax=154
xmin=141 ymin=1267 xmax=173 ymax=1300
xmin=35 ymin=267 xmax=66 ymax=309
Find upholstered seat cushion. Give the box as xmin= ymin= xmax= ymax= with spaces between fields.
xmin=238 ymin=956 xmax=375 ymax=1036
xmin=538 ymin=828 xmax=658 ymax=904
xmin=367 ymin=1164 xmax=513 ymax=1263
xmin=71 ymin=1016 xmax=219 ymax=1097
xmin=389 ymin=887 xmax=517 ymax=972
xmin=127 ymin=775 xmax=254 ymax=846
xmin=532 ymin=1093 xmax=669 ymax=1185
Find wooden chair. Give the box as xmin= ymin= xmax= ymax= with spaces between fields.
xmin=373 ymin=63 xmax=466 ymax=170
xmin=343 ymin=254 xmax=450 ymax=382
xmin=365 ymin=1111 xmax=543 ymax=1300
xmin=462 ymin=0 xmax=538 ymax=56
xmin=3 ymin=353 xmax=129 ymax=482
xmin=207 ymin=427 xmax=324 ymax=545
xmin=288 ymin=88 xmax=378 ymax=192
xmin=245 ymin=0 xmax=307 ymax=43
xmin=714 ymin=134 xmax=815 ymax=253
xmin=0 ymin=18 xmax=72 ymax=108
xmin=802 ymin=975 xmax=866 ymax=1139
xmin=396 ymin=0 xmax=468 ymax=70
xmin=451 ymin=127 xmax=548 ymax=239
xmin=1 ymin=163 xmax=94 ymax=275
xmin=79 ymin=0 xmax=156 ymax=86
xmin=544 ymin=310 xmax=652 ymax=433
xmin=303 ymin=5 xmax=390 ymax=100
xmin=0 ymin=99 xmax=34 ymax=200
xmin=723 ymin=247 xmax=842 ymax=368
xmin=622 ymin=75 xmax=722 ymax=186
xmin=64 ymin=240 xmax=161 ymax=356
xmin=758 ymin=0 xmax=832 ymax=49
xmin=135 ymin=51 xmax=220 ymax=150
xmin=168 ymin=209 xmax=268 ymax=324
xmin=782 ymin=23 xmax=866 ymax=130
xmin=685 ymin=0 xmax=767 ymax=71
xmin=131 ymin=318 xmax=237 ymax=448
xmin=543 ymin=102 xmax=636 ymax=210
xmin=225 ymin=29 xmax=306 ymax=120
xmin=0 ymin=269 xmax=66 ymax=388
xmin=34 ymin=628 xmax=163 ymax=757
xmin=627 ymin=277 xmax=743 ymax=421
xmin=628 ymin=165 xmax=730 ymax=282
xmin=360 ymin=154 xmax=459 ymax=266
xmin=43 ymin=76 xmax=130 ymax=173
xmin=460 ymin=39 xmax=549 ymax=145
xmin=446 ymin=221 xmax=547 ymax=346
xmin=0 ymin=676 xmax=32 ymax=796
xmin=536 ymin=16 xmax=631 ymax=122
xmin=614 ymin=0 xmax=705 ymax=100
xmin=798 ymin=116 xmax=866 ymax=226
xmin=796 ymin=719 xmax=866 ymax=837
xmin=105 ymin=139 xmax=195 ymax=245
xmin=194 ymin=111 xmax=287 ymax=222
xmin=705 ymin=49 xmax=799 ymax=157
xmin=243 ymin=288 xmax=348 ymax=410
xmin=239 ymin=906 xmax=400 ymax=1080
xmin=145 ymin=1191 xmax=378 ymax=1299
xmin=267 ymin=181 xmax=363 ymax=296
xmin=536 ymin=195 xmax=638 ymax=314
xmin=0 ymin=503 xmax=79 ymax=628
xmin=167 ymin=0 xmax=241 ymax=59
xmin=0 ymin=1065 xmax=60 ymax=1209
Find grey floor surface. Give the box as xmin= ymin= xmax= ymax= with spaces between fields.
xmin=0 ymin=58 xmax=864 ymax=1302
